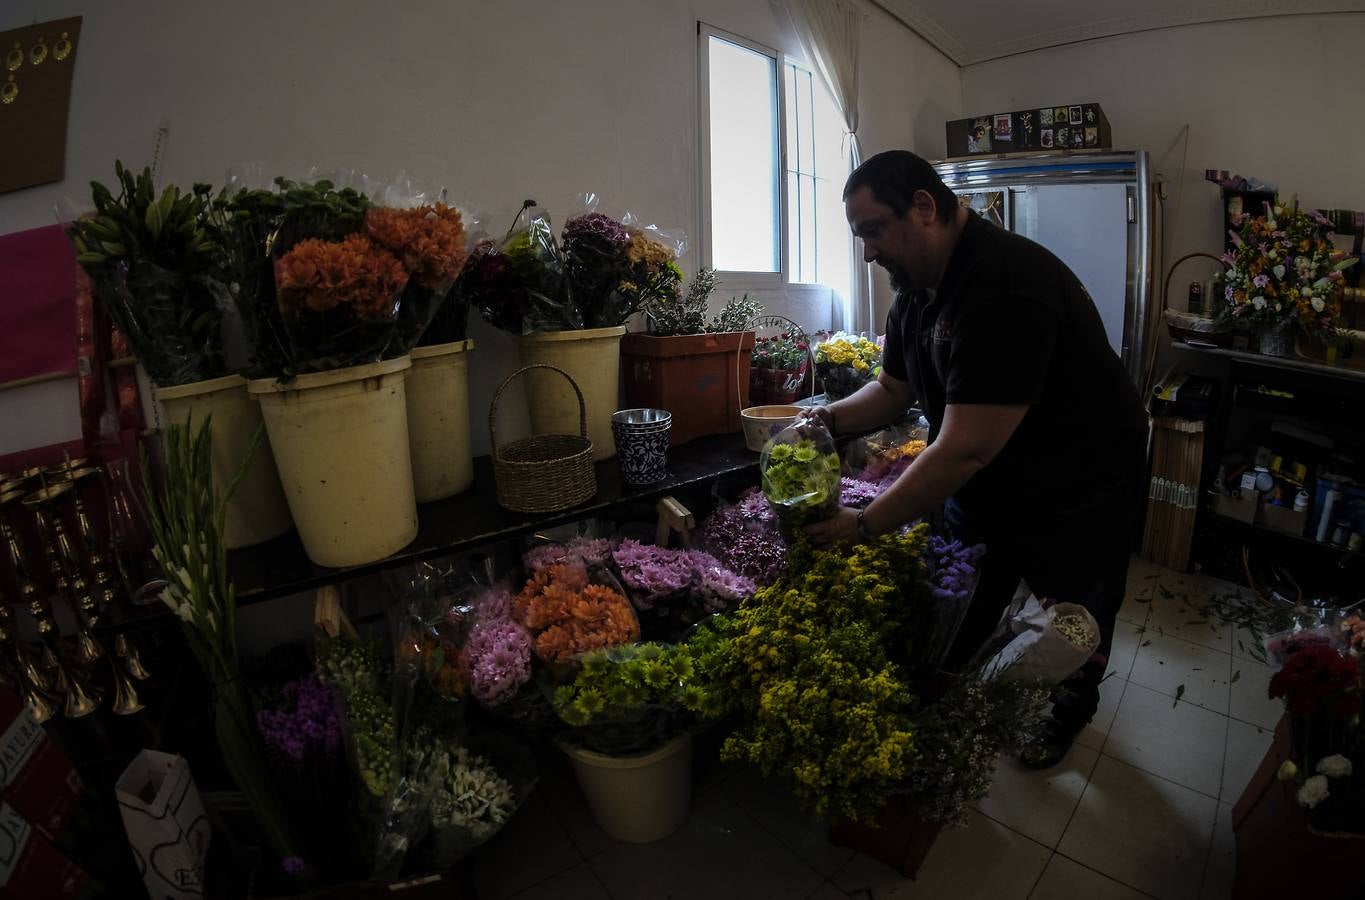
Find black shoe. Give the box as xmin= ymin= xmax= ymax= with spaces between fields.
xmin=1018 ymin=717 xmax=1084 ymax=770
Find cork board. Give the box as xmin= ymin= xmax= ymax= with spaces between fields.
xmin=0 ymin=17 xmax=82 ymax=195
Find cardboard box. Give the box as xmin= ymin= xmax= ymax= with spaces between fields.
xmin=0 ymin=801 xmax=93 ymax=899
xmin=1211 ymin=490 xmax=1258 ymax=524
xmin=1260 ymin=501 xmax=1308 ymax=538
xmin=0 ymin=693 xmax=82 ymax=843
xmin=946 ymin=103 xmax=1111 ymax=157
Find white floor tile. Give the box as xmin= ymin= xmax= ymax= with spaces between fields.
xmin=1118 ymin=574 xmax=1155 ymax=627
xmin=1220 ymin=719 xmax=1272 ymax=804
xmin=1198 ymin=803 xmax=1235 ymax=900
xmin=1059 ymin=755 xmax=1218 ymax=900
xmin=508 ymin=863 xmax=610 ymax=900
xmin=978 ymin=745 xmax=1100 ymax=848
xmin=721 ymin=766 xmax=856 ymax=877
xmin=1227 ymin=659 xmax=1285 ymax=730
xmin=1076 ymin=673 xmax=1126 ymax=752
xmin=589 ymin=791 xmax=824 ymax=899
xmin=1231 ymin=624 xmax=1271 ymax=664
xmin=1104 ymin=682 xmax=1228 ymax=798
xmin=1128 ymin=632 xmax=1232 ymax=714
xmin=473 ymin=794 xmax=585 ymax=900
xmin=1030 ymin=854 xmax=1153 ymax=900
xmin=832 ymin=810 xmax=1050 ymax=899
xmin=535 ymin=752 xmax=619 ymax=859
xmin=1107 ymin=621 xmax=1145 ymax=679
xmin=1146 ymin=578 xmax=1233 ymax=653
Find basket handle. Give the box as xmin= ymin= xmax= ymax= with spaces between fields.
xmin=1163 ymin=252 xmax=1226 ymax=312
xmin=489 ymin=363 xmax=588 ymax=451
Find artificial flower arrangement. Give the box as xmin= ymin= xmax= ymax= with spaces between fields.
xmin=815 ymin=332 xmax=882 ymax=400
xmin=511 ymin=562 xmax=640 ymax=664
xmin=682 ymin=526 xmax=1049 ymax=825
xmin=610 ymin=539 xmax=754 ymax=641
xmin=1218 ymin=199 xmax=1358 ymax=339
xmin=759 ymin=420 xmax=843 ymax=534
xmin=553 ymin=642 xmax=713 ymax=755
xmin=68 ymin=162 xmax=232 ymax=386
xmin=1269 ymin=634 xmax=1363 ymax=833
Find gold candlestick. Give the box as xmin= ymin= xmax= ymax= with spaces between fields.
xmin=115 ymin=633 xmax=151 ymax=681
xmin=68 ymin=468 xmax=116 ymax=607
xmin=0 ymin=604 xmax=60 ymax=723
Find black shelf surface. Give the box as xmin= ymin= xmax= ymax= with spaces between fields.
xmin=224 ymin=432 xmax=760 ymax=604
xmin=1170 ymin=340 xmax=1365 ymax=383
xmin=1206 ymin=510 xmax=1350 ymax=553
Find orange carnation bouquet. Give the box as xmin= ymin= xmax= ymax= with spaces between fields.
xmin=512 ymin=563 xmax=639 ymax=664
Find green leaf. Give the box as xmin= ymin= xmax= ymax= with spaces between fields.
xmin=1231 ymin=670 xmax=1240 ymax=684
xmin=1173 ymin=684 xmax=1185 ymax=707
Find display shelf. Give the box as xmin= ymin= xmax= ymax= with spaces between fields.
xmin=1170 ymin=340 xmax=1365 ymax=383
xmin=1205 ymin=510 xmax=1350 ymax=554
xmin=224 ymin=432 xmax=760 ymax=604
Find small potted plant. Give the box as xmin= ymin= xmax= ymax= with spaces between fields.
xmin=750 ymin=330 xmax=812 ymax=406
xmin=620 ymin=268 xmax=764 ymax=446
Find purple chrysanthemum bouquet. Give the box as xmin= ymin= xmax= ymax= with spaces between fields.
xmin=699 ymin=490 xmax=788 ymax=586
xmin=466 ymin=619 xmax=534 ymax=708
xmin=610 ymin=539 xmax=754 ymax=641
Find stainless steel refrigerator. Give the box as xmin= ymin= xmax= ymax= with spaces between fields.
xmin=933 ymin=150 xmax=1155 ymax=387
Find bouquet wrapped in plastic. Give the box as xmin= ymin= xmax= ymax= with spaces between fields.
xmin=67 ymin=162 xmax=231 ymax=386
xmin=699 ymin=489 xmax=788 ymax=587
xmin=473 ymin=203 xmax=575 ymax=334
xmin=815 ymin=331 xmax=881 ymax=401
xmin=760 ymin=419 xmax=842 ymax=536
xmin=610 ymin=539 xmax=754 ymax=641
xmin=843 ymin=423 xmax=930 ymax=493
xmin=511 ymin=562 xmax=640 ymax=665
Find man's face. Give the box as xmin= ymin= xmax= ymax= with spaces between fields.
xmin=845 ymin=185 xmax=934 ymax=293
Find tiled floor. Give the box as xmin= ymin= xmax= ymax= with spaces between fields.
xmin=470 ymin=558 xmax=1271 ymax=900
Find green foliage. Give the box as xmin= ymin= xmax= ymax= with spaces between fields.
xmin=644 ymin=267 xmax=764 ymax=336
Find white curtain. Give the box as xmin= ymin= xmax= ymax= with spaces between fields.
xmin=781 ymin=0 xmax=873 ymax=332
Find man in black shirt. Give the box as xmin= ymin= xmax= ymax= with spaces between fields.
xmin=805 ymin=150 xmax=1148 ymax=768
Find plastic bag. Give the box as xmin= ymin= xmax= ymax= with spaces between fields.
xmin=420 ymin=205 xmax=487 ymax=346
xmin=843 ymin=422 xmax=930 ymax=491
xmin=760 ymin=419 xmax=842 ymax=535
xmin=473 ymin=203 xmax=576 ymax=334
xmin=905 ymin=534 xmax=984 ymax=687
xmin=982 ymin=596 xmax=1101 ymax=684
xmin=609 ymin=539 xmax=754 ymax=642
xmin=814 ymin=331 xmax=881 ymax=401
xmin=613 ymin=213 xmax=688 ymax=329
xmin=560 ymin=193 xmax=633 ymax=328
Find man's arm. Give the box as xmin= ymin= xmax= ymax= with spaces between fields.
xmin=805 ymin=370 xmax=914 ymax=434
xmin=804 ymin=402 xmax=1028 ymax=546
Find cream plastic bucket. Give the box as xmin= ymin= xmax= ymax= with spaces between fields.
xmin=154 ymin=374 xmax=292 ymax=549
xmin=560 ymin=733 xmax=693 ymax=843
xmin=406 ymin=339 xmax=474 ymax=503
xmin=516 ymin=326 xmax=625 ymax=461
xmin=247 ymin=358 xmax=417 ymax=568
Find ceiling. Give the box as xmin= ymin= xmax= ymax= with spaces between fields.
xmin=872 ymin=0 xmax=1365 ymax=65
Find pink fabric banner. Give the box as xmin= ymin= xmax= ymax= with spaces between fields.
xmin=0 ymin=223 xmax=77 ymax=384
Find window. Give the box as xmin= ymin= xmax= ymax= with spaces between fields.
xmin=699 ymin=25 xmax=855 ymax=319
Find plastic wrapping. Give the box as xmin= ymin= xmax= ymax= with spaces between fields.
xmin=613 ymin=213 xmax=687 ymax=329
xmin=67 ymin=162 xmax=230 ymax=387
xmin=904 ymin=535 xmax=984 ymax=686
xmin=814 ymin=331 xmax=881 ymax=401
xmin=842 ymin=423 xmax=930 ymax=492
xmin=471 ymin=203 xmax=576 ymax=334
xmin=698 ymin=489 xmax=789 ymax=587
xmin=981 ymin=596 xmax=1101 ymax=684
xmin=420 ymin=205 xmax=486 ymax=346
xmin=609 ymin=539 xmax=755 ymax=642
xmin=760 ymin=419 xmax=842 ymax=536
xmin=552 ymin=642 xmax=699 ymax=756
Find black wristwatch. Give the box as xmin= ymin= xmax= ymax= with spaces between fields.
xmin=856 ymin=509 xmax=875 ymax=541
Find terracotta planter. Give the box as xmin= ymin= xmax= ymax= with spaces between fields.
xmin=828 ymin=804 xmax=942 ymax=879
xmin=1231 ymin=715 xmax=1365 ymax=899
xmin=621 ymin=331 xmax=755 ymax=447
xmin=750 ymin=366 xmax=810 ymax=406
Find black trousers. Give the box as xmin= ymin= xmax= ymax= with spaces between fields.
xmin=943 ymin=472 xmax=1145 ymax=728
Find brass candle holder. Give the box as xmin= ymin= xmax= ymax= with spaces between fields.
xmin=67 ymin=466 xmax=117 ymax=608
xmin=0 ymin=602 xmax=60 ymax=723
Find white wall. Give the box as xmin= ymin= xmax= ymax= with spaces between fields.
xmin=961 ymin=13 xmax=1365 ymax=309
xmin=0 ymin=0 xmax=958 ymax=457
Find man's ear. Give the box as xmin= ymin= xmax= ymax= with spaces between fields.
xmin=910 ymin=188 xmax=939 ymax=225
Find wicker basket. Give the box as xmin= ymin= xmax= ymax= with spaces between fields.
xmin=490 ymin=364 xmax=597 ymax=514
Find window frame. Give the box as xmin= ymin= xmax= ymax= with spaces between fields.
xmin=697 ymin=23 xmax=790 ymax=291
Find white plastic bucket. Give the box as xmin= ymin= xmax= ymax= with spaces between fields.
xmin=406 ymin=340 xmax=474 ymax=503
xmin=154 ymin=374 xmax=292 ymax=549
xmin=561 ymin=733 xmax=693 ymax=843
xmin=247 ymin=358 xmax=417 ymax=568
xmin=517 ymin=326 xmax=625 ymax=461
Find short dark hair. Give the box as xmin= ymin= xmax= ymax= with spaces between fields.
xmin=843 ymin=150 xmax=958 ymax=225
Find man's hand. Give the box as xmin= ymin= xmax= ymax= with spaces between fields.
xmin=799 ymin=404 xmax=835 ymax=433
xmin=803 ymin=506 xmax=861 ymax=549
